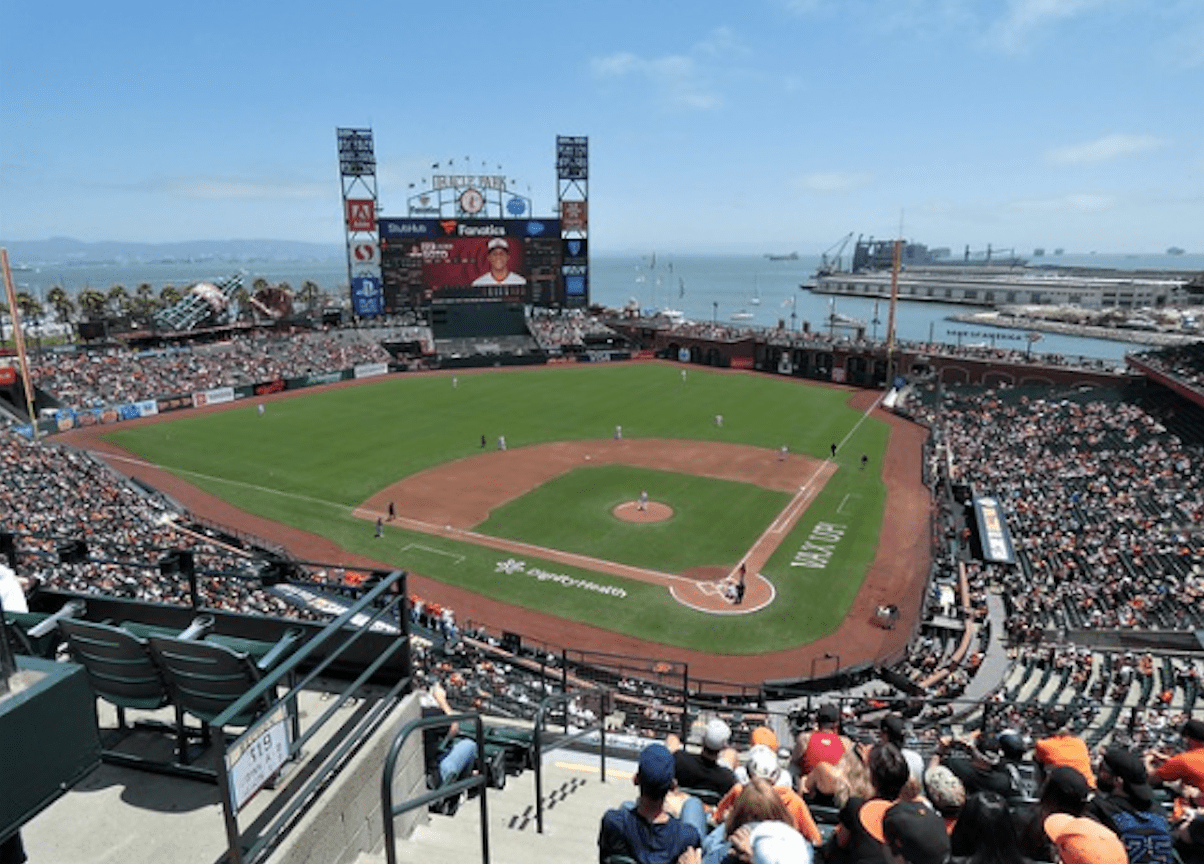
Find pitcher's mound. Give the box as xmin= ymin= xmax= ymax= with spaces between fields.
xmin=613 ymin=501 xmax=673 ymax=523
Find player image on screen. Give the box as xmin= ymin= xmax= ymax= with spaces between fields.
xmin=471 ymin=237 xmax=527 ymax=287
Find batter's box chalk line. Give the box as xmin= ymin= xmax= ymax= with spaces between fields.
xmin=837 ymin=493 xmax=862 ymax=514
xmin=400 ymin=543 xmax=466 ymax=564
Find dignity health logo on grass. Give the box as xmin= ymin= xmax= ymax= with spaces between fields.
xmin=494 ymin=558 xmax=627 ymax=599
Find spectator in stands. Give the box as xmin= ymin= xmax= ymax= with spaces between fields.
xmin=698 ymin=776 xmax=804 ymax=864
xmin=1014 ymin=766 xmax=1092 ymax=862
xmin=948 ymin=790 xmax=1025 ymax=863
xmin=923 ymin=765 xmax=966 ymax=835
xmin=1034 ymin=707 xmax=1096 ymax=788
xmin=821 ymin=743 xmax=911 ymax=864
xmin=1175 ymin=810 xmax=1204 ymax=864
xmin=882 ymin=798 xmax=950 ymax=864
xmin=880 ymin=713 xmax=925 ymax=792
xmin=711 ymin=746 xmax=821 ymax=846
xmin=793 ymin=703 xmax=852 ymax=792
xmin=671 ymin=718 xmax=738 ymax=800
xmin=930 ymin=731 xmax=1017 ymax=799
xmin=1148 ymin=718 xmax=1204 ymax=797
xmin=1089 ymin=746 xmax=1175 ymax=863
xmin=1043 ymin=811 xmax=1127 ymax=864
xmin=418 ymin=680 xmax=478 ymax=808
xmin=598 ymin=743 xmax=701 ymax=864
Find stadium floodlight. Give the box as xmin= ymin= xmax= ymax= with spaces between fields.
xmin=56 ymin=539 xmax=88 ymax=565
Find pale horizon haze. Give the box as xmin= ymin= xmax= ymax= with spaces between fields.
xmin=2 ymin=0 xmax=1202 ymax=256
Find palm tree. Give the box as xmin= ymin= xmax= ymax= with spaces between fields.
xmin=107 ymin=284 xmax=130 ymax=317
xmin=15 ymin=291 xmax=44 ymax=321
xmin=78 ymin=289 xmax=107 ymax=320
xmin=46 ymin=285 xmax=76 ymax=325
xmin=159 ymin=284 xmax=182 ymax=308
xmin=297 ymin=280 xmax=319 ymax=311
xmin=134 ymin=283 xmax=156 ymax=317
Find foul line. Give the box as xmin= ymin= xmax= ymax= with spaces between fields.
xmin=400 ymin=543 xmax=465 ymax=564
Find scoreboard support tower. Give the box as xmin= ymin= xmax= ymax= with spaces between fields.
xmin=336 ymin=128 xmax=384 ymax=318
xmin=556 ymin=136 xmax=589 ymax=309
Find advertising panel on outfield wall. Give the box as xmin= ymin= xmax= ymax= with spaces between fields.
xmin=378 ymin=217 xmax=572 ymax=312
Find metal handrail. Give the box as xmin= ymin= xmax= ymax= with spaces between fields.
xmin=213 ymin=570 xmax=410 ymax=864
xmin=381 ymin=712 xmax=490 ymax=864
xmin=531 ymin=688 xmax=610 ymax=834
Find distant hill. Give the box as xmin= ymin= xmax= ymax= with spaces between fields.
xmin=1 ymin=237 xmax=343 ymax=266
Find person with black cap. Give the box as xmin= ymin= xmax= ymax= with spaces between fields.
xmin=882 ymin=798 xmax=950 ymax=864
xmin=1089 ymin=746 xmax=1175 ymax=864
xmin=1013 ymin=765 xmax=1093 ymax=862
xmin=929 ymin=731 xmax=1017 ymax=799
xmin=598 ymin=743 xmax=701 ymax=864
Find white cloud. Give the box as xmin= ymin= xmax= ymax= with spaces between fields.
xmin=591 ymin=39 xmax=727 ymax=111
xmin=798 ymin=171 xmax=874 ymax=192
xmin=986 ymin=0 xmax=1114 ymax=54
xmin=1047 ymin=134 xmax=1164 ymax=164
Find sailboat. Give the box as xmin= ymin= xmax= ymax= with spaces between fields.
xmin=749 ymin=277 xmax=761 ymax=305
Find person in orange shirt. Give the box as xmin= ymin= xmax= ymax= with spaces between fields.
xmin=711 ymin=745 xmax=822 ymax=845
xmin=1148 ymin=718 xmax=1204 ymax=796
xmin=1034 ymin=707 xmax=1096 ymax=788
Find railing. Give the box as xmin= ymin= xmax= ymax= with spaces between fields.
xmin=214 ymin=570 xmax=410 ymax=864
xmin=530 ymin=688 xmax=611 ymax=834
xmin=381 ymin=712 xmax=491 ymax=864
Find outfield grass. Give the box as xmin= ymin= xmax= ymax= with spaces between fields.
xmin=104 ymin=363 xmax=890 ymax=653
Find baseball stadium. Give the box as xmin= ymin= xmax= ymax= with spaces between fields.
xmin=2 ymin=137 xmax=1203 ymax=864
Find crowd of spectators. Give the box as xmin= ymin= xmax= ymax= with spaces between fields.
xmin=526 ymin=309 xmax=621 ymax=353
xmin=28 ymin=326 xmax=393 ymax=410
xmin=1132 ymin=342 xmax=1204 ymax=395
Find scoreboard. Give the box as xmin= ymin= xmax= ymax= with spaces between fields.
xmin=378 ymin=218 xmax=571 ymax=314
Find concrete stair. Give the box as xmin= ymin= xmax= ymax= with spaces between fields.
xmin=357 ymin=753 xmax=637 ymax=864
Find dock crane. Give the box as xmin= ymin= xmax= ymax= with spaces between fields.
xmin=818 ymin=232 xmax=854 ymax=274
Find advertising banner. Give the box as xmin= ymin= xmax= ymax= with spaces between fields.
xmin=351 ymin=276 xmax=384 ymax=317
xmin=193 ymin=386 xmax=236 ymax=409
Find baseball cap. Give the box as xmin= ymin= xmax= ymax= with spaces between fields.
xmin=749 ymin=725 xmax=779 ymax=751
xmin=1044 ymin=813 xmax=1127 ymax=864
xmin=883 ymin=799 xmax=951 ymax=863
xmin=1041 ymin=765 xmax=1090 ymax=811
xmin=998 ymin=729 xmax=1026 ymax=760
xmin=487 ymin=237 xmax=509 ymax=251
xmin=1182 ymin=718 xmax=1204 ymax=742
xmin=745 ymin=745 xmax=780 ymax=782
xmin=703 ymin=718 xmax=731 ymax=751
xmin=1043 ymin=706 xmax=1069 ymax=733
xmin=637 ymin=744 xmax=675 ymax=796
xmin=972 ymin=733 xmax=1002 ymax=766
xmin=858 ymin=798 xmax=891 ymax=842
xmin=817 ymin=703 xmax=840 ymax=725
xmin=746 ymin=821 xmax=810 ymax=864
xmin=923 ymin=765 xmax=966 ymax=815
xmin=881 ymin=714 xmax=906 ymax=745
xmin=1101 ymin=747 xmax=1154 ymax=804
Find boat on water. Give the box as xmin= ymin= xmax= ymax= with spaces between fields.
xmin=764 ymin=252 xmax=799 ymax=261
xmin=729 ymin=310 xmax=755 ymax=321
xmin=806 ymin=234 xmax=1199 ymax=309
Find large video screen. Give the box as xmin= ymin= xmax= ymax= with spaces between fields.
xmin=379 ymin=218 xmax=579 ymax=313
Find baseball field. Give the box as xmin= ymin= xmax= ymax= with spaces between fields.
xmin=94 ymin=363 xmax=919 ymax=662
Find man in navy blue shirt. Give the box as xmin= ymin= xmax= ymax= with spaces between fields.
xmin=598 ymin=744 xmax=701 ymax=864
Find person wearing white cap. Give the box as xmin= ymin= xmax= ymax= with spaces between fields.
xmin=672 ymin=718 xmax=738 ymax=799
xmin=471 ymin=237 xmax=527 ymax=287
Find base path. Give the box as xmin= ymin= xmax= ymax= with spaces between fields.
xmin=61 ymin=371 xmax=931 ymax=684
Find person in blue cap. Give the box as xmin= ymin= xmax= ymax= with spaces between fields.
xmin=598 ymin=743 xmax=702 ymax=864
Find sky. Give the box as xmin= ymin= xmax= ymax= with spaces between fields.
xmin=1 ymin=0 xmax=1202 ymax=256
